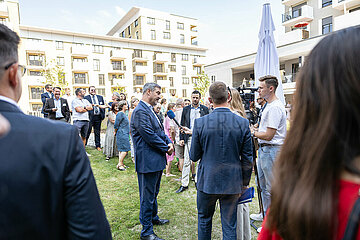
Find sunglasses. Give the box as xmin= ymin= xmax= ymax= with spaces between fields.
xmin=4 ymin=62 xmax=27 ymax=76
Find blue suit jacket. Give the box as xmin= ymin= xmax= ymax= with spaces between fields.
xmin=41 ymin=92 xmax=53 ymax=114
xmin=84 ymin=94 xmax=106 ymax=120
xmin=0 ymin=100 xmax=112 ymax=239
xmin=130 ymin=100 xmax=172 ymax=173
xmin=190 ymin=108 xmax=253 ymax=194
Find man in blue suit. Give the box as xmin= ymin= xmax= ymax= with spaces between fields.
xmin=84 ymin=86 xmax=106 ymax=151
xmin=41 ymin=83 xmax=53 ymax=118
xmin=130 ymin=83 xmax=174 ymax=240
xmin=0 ymin=24 xmax=112 ymax=240
xmin=190 ymin=81 xmax=253 ymax=240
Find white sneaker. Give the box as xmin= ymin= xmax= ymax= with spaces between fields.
xmin=250 ymin=213 xmax=263 ymax=221
xmin=257 ymin=227 xmax=262 ymax=233
xmin=86 ymin=152 xmax=91 ymax=157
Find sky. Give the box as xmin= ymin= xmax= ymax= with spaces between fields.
xmin=19 ymin=0 xmax=284 ymax=65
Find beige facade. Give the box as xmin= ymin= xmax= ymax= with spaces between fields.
xmin=205 ymin=0 xmax=360 ymax=103
xmin=0 ymin=1 xmax=206 ymax=114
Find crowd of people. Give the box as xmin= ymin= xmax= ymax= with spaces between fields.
xmin=1 ymin=23 xmax=360 ymax=240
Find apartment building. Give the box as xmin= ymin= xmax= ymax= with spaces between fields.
xmin=0 ymin=1 xmax=206 ymax=114
xmin=107 ymin=7 xmax=199 ymax=47
xmin=205 ymin=0 xmax=360 ymax=103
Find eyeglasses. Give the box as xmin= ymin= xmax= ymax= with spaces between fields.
xmin=4 ymin=62 xmax=27 ymax=76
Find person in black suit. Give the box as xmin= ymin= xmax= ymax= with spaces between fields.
xmin=176 ymin=90 xmax=209 ymax=193
xmin=43 ymin=86 xmax=71 ymax=122
xmin=130 ymin=83 xmax=174 ymax=240
xmin=190 ymin=81 xmax=253 ymax=240
xmin=41 ymin=83 xmax=53 ymax=118
xmin=84 ymin=86 xmax=106 ymax=151
xmin=0 ymin=24 xmax=112 ymax=240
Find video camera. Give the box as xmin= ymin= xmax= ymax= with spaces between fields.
xmin=236 ymin=87 xmax=258 ymax=111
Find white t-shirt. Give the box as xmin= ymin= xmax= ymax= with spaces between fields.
xmin=72 ymin=98 xmax=91 ymax=121
xmin=258 ymin=99 xmax=287 ymax=145
xmin=169 ymin=107 xmax=183 ymax=143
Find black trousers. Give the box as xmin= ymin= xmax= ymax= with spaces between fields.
xmin=86 ymin=115 xmax=102 ymax=148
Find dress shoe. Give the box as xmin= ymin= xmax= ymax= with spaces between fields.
xmin=152 ymin=219 xmax=169 ymax=225
xmin=175 ymin=186 xmax=188 ymax=193
xmin=96 ymin=147 xmax=102 ymax=151
xmin=140 ymin=233 xmax=164 ymax=240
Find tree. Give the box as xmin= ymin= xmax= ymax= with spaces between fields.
xmin=193 ymin=71 xmax=210 ymax=99
xmin=111 ymin=85 xmax=126 ymax=94
xmin=42 ymin=59 xmax=67 ymax=94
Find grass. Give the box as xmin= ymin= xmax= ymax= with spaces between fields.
xmin=87 ymin=147 xmax=262 ymax=240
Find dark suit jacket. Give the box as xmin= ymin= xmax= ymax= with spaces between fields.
xmin=180 ymin=104 xmax=209 ymax=143
xmin=84 ymin=94 xmax=105 ymax=120
xmin=0 ymin=100 xmax=112 ymax=240
xmin=130 ymin=100 xmax=172 ymax=173
xmin=190 ymin=108 xmax=253 ymax=194
xmin=44 ymin=97 xmax=71 ymax=121
xmin=41 ymin=92 xmax=53 ymax=114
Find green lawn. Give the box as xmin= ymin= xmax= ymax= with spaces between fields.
xmin=87 ymin=147 xmax=262 ymax=240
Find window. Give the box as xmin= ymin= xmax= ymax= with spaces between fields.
xmin=194 ymin=66 xmax=201 ymax=75
xmin=155 ymin=76 xmax=165 ymax=81
xmin=169 ymin=77 xmax=174 ymax=87
xmin=56 ymin=41 xmax=63 ymax=50
xmin=28 ymin=54 xmax=43 ymax=66
xmin=177 ymin=22 xmax=184 ymax=30
xmin=170 ymin=89 xmax=176 ymax=95
xmin=110 ymin=74 xmax=123 ymax=80
xmin=31 ymin=104 xmax=43 ymax=112
xmin=155 ymin=63 xmax=164 ymax=73
xmin=93 ymin=45 xmax=103 ymax=53
xmin=166 ymin=20 xmax=170 ymax=30
xmin=0 ymin=18 xmax=6 ymax=24
xmin=133 ymin=49 xmax=143 ymax=58
xmin=163 ymin=32 xmax=171 ymax=39
xmin=97 ymin=88 xmax=105 ymax=96
xmin=292 ymin=3 xmax=306 ymax=18
xmin=322 ymin=16 xmax=332 ymax=35
xmin=151 ymin=30 xmax=156 ymax=40
xmin=169 ymin=65 xmax=176 ymax=72
xmin=192 ymin=77 xmax=197 ymax=84
xmin=182 ymin=77 xmax=189 ymax=84
xmin=181 ymin=66 xmax=186 ymax=75
xmin=181 ymin=54 xmax=188 ymax=61
xmin=29 ymin=71 xmax=43 ymax=76
xmin=191 ymin=38 xmax=198 ymax=46
xmin=180 ymin=34 xmax=185 ymax=44
xmin=171 ymin=53 xmax=176 ymax=62
xmin=135 ymin=31 xmax=139 ymax=39
xmin=120 ymin=31 xmax=125 ymax=38
xmin=112 ymin=61 xmax=124 ymax=71
xmin=134 ymin=75 xmax=144 ymax=85
xmin=211 ymin=75 xmax=216 ymax=83
xmin=73 ymin=57 xmax=87 ymax=62
xmin=134 ymin=19 xmax=139 ymax=27
xmin=322 ymin=0 xmax=332 ymax=7
xmin=30 ymin=87 xmax=43 ymax=99
xmin=136 ymin=62 xmax=146 ymax=66
xmin=147 ymin=17 xmax=155 ymax=25
xmin=74 ymin=73 xmax=87 ymax=84
xmin=56 ymin=56 xmax=65 ymax=66
xmin=128 ymin=26 xmax=131 ymax=35
xmin=93 ymin=59 xmax=100 ymax=71
xmin=98 ymin=74 xmax=105 ymax=86
xmin=182 ymin=89 xmax=187 ymax=97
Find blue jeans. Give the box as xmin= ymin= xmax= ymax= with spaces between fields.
xmin=257 ymin=145 xmax=281 ymax=214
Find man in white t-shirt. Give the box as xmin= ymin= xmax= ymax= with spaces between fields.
xmin=250 ymin=75 xmax=286 ymax=225
xmin=169 ymin=98 xmax=185 ymax=172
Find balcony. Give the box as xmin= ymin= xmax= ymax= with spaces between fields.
xmin=133 ymin=79 xmax=145 ymax=86
xmin=72 ymin=61 xmax=90 ymax=72
xmin=25 ymin=41 xmax=45 ymax=53
xmin=132 ymin=52 xmax=148 ymax=61
xmin=110 ymin=62 xmax=126 ymax=74
xmin=153 ymin=53 xmax=168 ymax=63
xmin=333 ymin=0 xmax=360 ymax=10
xmin=153 ymin=67 xmax=168 ymax=76
xmin=278 ymin=29 xmax=309 ymax=46
xmin=110 ymin=49 xmax=126 ymax=60
xmin=282 ymin=5 xmax=313 ymax=27
xmin=193 ymin=57 xmax=206 ymax=66
xmin=71 ymin=45 xmax=89 ymax=57
xmin=25 ymin=76 xmax=45 ymax=85
xmin=334 ymin=9 xmax=360 ymax=30
xmin=281 ymin=0 xmax=307 ymax=6
xmin=133 ymin=65 xmax=148 ymax=74
xmin=111 ymin=78 xmax=126 ymax=87
xmin=0 ymin=2 xmax=8 ymax=18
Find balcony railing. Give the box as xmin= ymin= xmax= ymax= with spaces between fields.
xmin=29 ymin=60 xmax=43 ymax=66
xmin=191 ymin=41 xmax=198 ymax=46
xmin=112 ymin=64 xmax=126 ymax=71
xmin=133 ymin=79 xmax=145 ymax=86
xmin=73 ymin=78 xmax=88 ymax=84
xmin=282 ymin=8 xmax=302 ymax=23
xmin=282 ymin=5 xmax=314 ymax=27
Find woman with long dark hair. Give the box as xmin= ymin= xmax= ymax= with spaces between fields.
xmin=258 ymin=27 xmax=360 ymax=240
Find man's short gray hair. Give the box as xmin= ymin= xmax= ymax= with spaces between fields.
xmin=0 ymin=24 xmax=20 ymax=77
xmin=143 ymin=82 xmax=161 ymax=94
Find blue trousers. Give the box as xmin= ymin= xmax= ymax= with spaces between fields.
xmin=197 ymin=190 xmax=239 ymax=240
xmin=137 ymin=171 xmax=162 ymax=237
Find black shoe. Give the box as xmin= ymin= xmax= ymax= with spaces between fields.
xmin=176 ymin=186 xmax=188 ymax=193
xmin=191 ymin=174 xmax=196 ymax=181
xmin=152 ymin=219 xmax=169 ymax=225
xmin=140 ymin=233 xmax=164 ymax=240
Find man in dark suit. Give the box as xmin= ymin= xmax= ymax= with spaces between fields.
xmin=0 ymin=24 xmax=112 ymax=240
xmin=41 ymin=83 xmax=53 ymax=118
xmin=130 ymin=83 xmax=174 ymax=240
xmin=176 ymin=90 xmax=209 ymax=193
xmin=84 ymin=86 xmax=106 ymax=151
xmin=43 ymin=86 xmax=71 ymax=122
xmin=190 ymin=81 xmax=253 ymax=240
